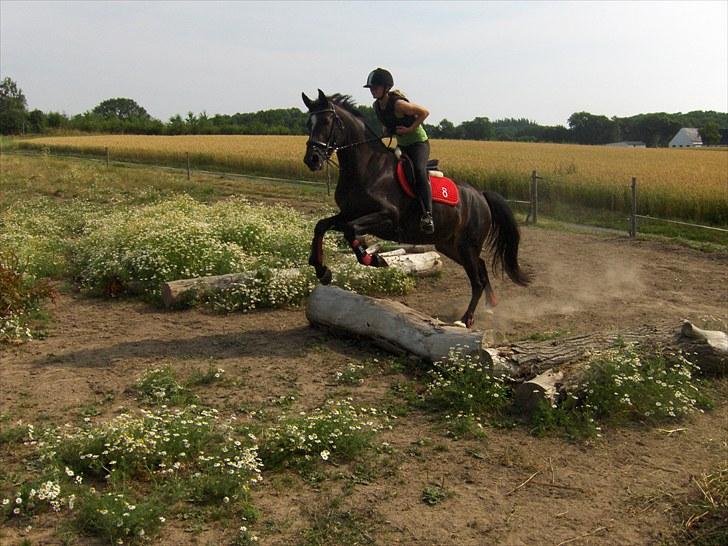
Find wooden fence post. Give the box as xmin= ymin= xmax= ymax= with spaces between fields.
xmin=629 ymin=177 xmax=637 ymax=238
xmin=530 ymin=170 xmax=539 ymax=224
xmin=186 ymin=152 xmax=191 ymax=180
xmin=105 ymin=147 xmax=109 ymax=168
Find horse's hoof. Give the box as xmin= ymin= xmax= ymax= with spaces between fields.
xmin=319 ymin=268 xmax=332 ymax=285
xmin=459 ymin=315 xmax=474 ymax=329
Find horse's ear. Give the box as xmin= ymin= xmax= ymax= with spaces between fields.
xmin=302 ymin=92 xmax=313 ymax=110
xmin=317 ymin=89 xmax=327 ymax=104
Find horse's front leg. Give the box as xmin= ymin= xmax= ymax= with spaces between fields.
xmin=309 ymin=214 xmax=341 ymax=284
xmin=343 ymin=211 xmax=395 ymax=267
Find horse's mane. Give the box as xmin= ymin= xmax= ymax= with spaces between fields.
xmin=316 ymin=92 xmax=385 ymax=143
xmin=328 ymin=93 xmax=364 ymax=118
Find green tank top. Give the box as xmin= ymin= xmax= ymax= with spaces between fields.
xmin=396 ymin=122 xmax=428 ymax=147
xmin=375 ymin=91 xmax=428 ymax=147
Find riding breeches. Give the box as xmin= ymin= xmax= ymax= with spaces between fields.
xmin=401 ymin=140 xmax=432 ymax=214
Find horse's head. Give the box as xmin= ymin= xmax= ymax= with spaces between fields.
xmin=301 ymin=89 xmax=345 ymax=171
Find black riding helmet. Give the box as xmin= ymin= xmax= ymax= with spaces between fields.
xmin=363 ymin=68 xmax=393 ymax=89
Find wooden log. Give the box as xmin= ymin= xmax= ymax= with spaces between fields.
xmin=380 ymin=251 xmax=443 ymax=277
xmin=305 ymin=285 xmax=508 ymax=369
xmin=161 ymin=252 xmax=443 ymax=308
xmin=513 ymin=369 xmax=564 ymax=416
xmin=161 ymin=269 xmax=300 ymax=307
xmin=391 ymin=244 xmax=431 ymax=254
xmin=378 ymin=248 xmax=406 ymax=257
xmin=678 ymin=321 xmax=728 ymax=376
xmin=500 ymin=321 xmax=728 ymax=382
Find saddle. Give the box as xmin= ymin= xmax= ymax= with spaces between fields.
xmin=395 ymin=154 xmax=459 ymax=206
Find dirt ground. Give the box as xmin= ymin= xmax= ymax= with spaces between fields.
xmin=1 ymin=226 xmax=727 ymax=545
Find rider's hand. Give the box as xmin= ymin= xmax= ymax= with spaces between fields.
xmin=395 ymin=125 xmax=411 ymax=135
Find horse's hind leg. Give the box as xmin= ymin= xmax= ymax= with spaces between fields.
xmin=478 ymin=258 xmax=497 ymax=307
xmin=436 ymin=240 xmax=484 ymax=328
xmin=459 ymin=246 xmax=485 ymax=328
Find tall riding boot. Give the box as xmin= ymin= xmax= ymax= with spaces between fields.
xmin=419 ymin=184 xmax=434 ymax=234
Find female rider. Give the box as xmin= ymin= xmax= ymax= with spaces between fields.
xmin=364 ymin=68 xmax=433 ymax=234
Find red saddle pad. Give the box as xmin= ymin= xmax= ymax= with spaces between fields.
xmin=396 ymin=161 xmax=459 ymax=206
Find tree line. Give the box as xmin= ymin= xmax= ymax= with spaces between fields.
xmin=1 ymin=77 xmax=726 ymax=146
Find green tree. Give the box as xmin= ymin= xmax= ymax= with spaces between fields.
xmin=567 ymin=112 xmax=619 ymax=145
xmin=699 ymin=121 xmax=721 ymax=146
xmin=166 ymin=114 xmax=187 ymax=135
xmin=460 ymin=116 xmax=493 ymax=141
xmin=27 ymin=109 xmax=47 ymax=133
xmin=0 ymin=77 xmax=28 ymax=134
xmin=437 ymin=118 xmax=458 ymax=139
xmin=92 ymin=97 xmax=150 ymax=121
xmin=46 ymin=111 xmax=68 ymax=129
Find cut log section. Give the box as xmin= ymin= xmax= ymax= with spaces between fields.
xmin=306 ymin=285 xmax=508 ymax=370
xmin=513 ymin=369 xmax=564 ymax=416
xmin=678 ymin=320 xmax=728 ymax=376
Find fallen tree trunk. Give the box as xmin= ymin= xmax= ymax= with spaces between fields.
xmin=161 ymin=252 xmax=442 ymax=308
xmin=306 ymin=285 xmax=511 ymax=370
xmin=498 ymin=321 xmax=727 ymax=414
xmin=501 ymin=322 xmax=727 ymax=380
xmin=161 ymin=269 xmax=300 ymax=308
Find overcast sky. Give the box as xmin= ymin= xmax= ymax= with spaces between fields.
xmin=1 ymin=0 xmax=726 ymax=126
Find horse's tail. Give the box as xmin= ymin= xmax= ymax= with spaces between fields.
xmin=483 ymin=191 xmax=531 ymax=286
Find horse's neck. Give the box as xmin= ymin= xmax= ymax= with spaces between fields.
xmin=336 ymin=144 xmax=392 ymax=189
xmin=337 ymin=121 xmax=392 ymax=183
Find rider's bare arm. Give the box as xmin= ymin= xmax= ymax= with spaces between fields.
xmin=394 ymin=101 xmax=429 ymax=135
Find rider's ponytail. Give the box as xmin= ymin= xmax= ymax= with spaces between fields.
xmin=389 ymin=89 xmax=409 ymax=102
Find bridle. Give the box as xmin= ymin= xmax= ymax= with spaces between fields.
xmin=306 ymin=104 xmax=385 ymax=193
xmin=305 ymin=107 xmax=346 ymax=163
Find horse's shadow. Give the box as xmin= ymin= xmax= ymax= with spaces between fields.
xmin=32 ymin=326 xmax=368 ymax=369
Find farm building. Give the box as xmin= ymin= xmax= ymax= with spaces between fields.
xmin=606 ymin=141 xmax=646 ymax=148
xmin=668 ymin=127 xmax=702 ymax=147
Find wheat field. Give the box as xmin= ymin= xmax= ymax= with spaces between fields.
xmin=18 ymin=135 xmax=728 ymax=225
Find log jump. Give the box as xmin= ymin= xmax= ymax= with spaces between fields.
xmin=162 ymin=263 xmax=726 ymax=414
xmin=160 ymin=251 xmax=443 ymax=308
xmin=305 ymin=284 xmax=499 ymax=367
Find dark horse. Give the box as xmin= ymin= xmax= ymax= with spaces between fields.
xmin=302 ymin=89 xmax=530 ymax=328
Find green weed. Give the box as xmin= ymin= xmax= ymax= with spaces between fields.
xmin=421 ymin=485 xmax=449 ymax=506
xmin=675 ymin=463 xmax=728 ymax=546
xmin=133 ymin=365 xmax=197 ymax=406
xmin=258 ymin=399 xmax=388 ymax=470
xmin=0 ymin=249 xmax=56 ymax=343
xmin=530 ymin=342 xmax=712 ymax=438
xmin=423 ymin=348 xmax=512 ymax=436
xmin=74 ymin=489 xmax=163 ymax=545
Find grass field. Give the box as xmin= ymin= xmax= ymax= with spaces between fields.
xmin=15 ymin=135 xmax=728 ymax=229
